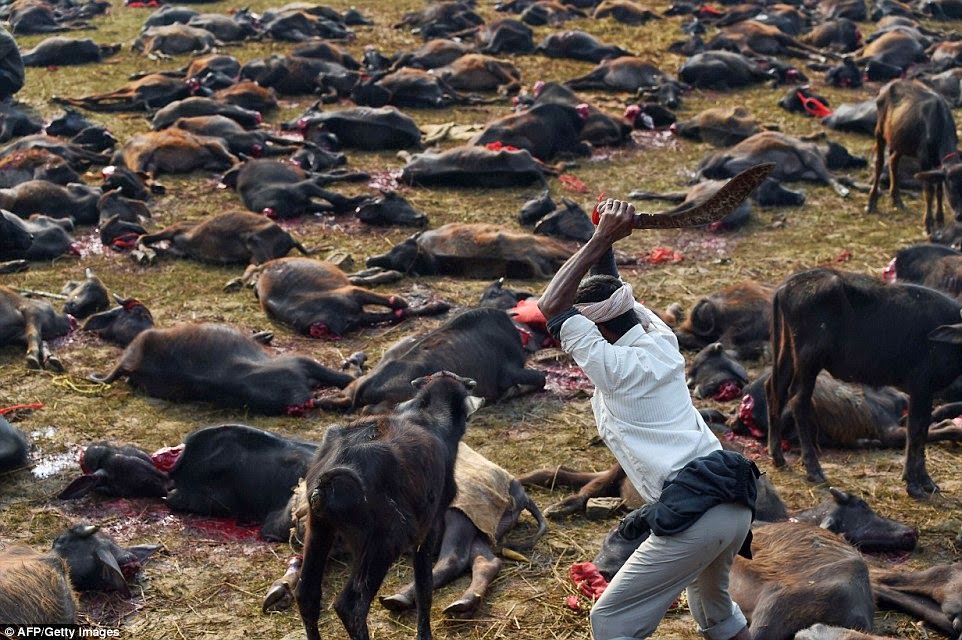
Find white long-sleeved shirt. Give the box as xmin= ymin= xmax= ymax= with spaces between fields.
xmin=559 ymin=304 xmax=721 ymax=504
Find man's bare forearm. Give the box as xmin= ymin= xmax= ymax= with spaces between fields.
xmin=538 ymin=199 xmax=636 ymax=319
xmin=538 ymin=236 xmax=615 ymax=319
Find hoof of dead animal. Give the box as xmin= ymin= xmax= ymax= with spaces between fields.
xmin=379 ymin=593 xmax=415 ymax=612
xmin=130 ymin=248 xmax=155 ymax=266
xmin=44 ymin=355 xmax=65 ymax=374
xmin=443 ymin=594 xmax=481 ymax=616
xmin=585 ymin=497 xmax=625 ymax=520
xmin=252 ymin=331 xmax=274 ymax=345
xmin=26 ymin=355 xmax=43 ymax=370
xmin=223 ymin=278 xmax=244 ymax=293
xmin=544 ymin=499 xmax=584 ymax=520
xmin=0 ymin=260 xmax=29 ymax=274
xmin=262 ymin=583 xmax=293 ymax=613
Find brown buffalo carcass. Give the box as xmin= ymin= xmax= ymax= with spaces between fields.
xmin=767 ymin=268 xmax=962 ymax=497
xmin=667 ymin=281 xmax=774 ymax=360
xmin=867 ymin=79 xmax=960 ymax=233
xmin=733 ymin=370 xmax=962 ymax=451
xmin=320 ymin=307 xmax=546 ymax=413
xmin=295 ymin=372 xmax=476 ymax=640
xmin=366 ymin=222 xmax=573 ymax=279
xmin=244 ymin=257 xmax=450 ymax=339
xmin=0 ymin=285 xmax=73 ymax=370
xmin=0 ymin=546 xmax=77 ymax=624
xmin=53 ymin=73 xmax=191 ymax=112
xmin=88 ymin=323 xmax=353 ymax=414
xmin=712 ymin=20 xmax=831 ymax=59
xmin=430 ymin=53 xmax=522 ymax=94
xmin=112 ymin=129 xmax=236 ymax=177
xmin=696 ymin=131 xmax=856 ymax=197
xmin=673 ymin=106 xmax=765 ymax=147
xmin=871 ymin=563 xmax=962 ymax=638
xmin=134 ymin=211 xmax=310 ymax=266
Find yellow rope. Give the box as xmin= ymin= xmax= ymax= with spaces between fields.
xmin=49 ymin=374 xmax=112 ymax=396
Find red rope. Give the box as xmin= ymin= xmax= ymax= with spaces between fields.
xmin=0 ymin=403 xmax=44 ymax=415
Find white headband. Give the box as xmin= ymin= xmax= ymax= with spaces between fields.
xmin=575 ymin=282 xmax=636 ymax=323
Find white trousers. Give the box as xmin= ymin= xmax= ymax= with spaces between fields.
xmin=590 ymin=502 xmax=752 ymax=640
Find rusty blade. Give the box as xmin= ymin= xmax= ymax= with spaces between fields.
xmin=631 ymin=163 xmax=775 ymax=229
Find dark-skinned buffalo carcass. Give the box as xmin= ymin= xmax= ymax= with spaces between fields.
xmin=88 ymin=323 xmax=354 ymax=415
xmin=366 ymin=222 xmax=573 ymax=279
xmin=319 ymin=307 xmax=545 ymax=413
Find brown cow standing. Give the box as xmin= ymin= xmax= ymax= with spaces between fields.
xmin=867 ymin=79 xmax=960 ymax=233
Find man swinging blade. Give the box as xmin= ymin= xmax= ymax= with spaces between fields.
xmin=539 ymin=162 xmax=773 ymax=640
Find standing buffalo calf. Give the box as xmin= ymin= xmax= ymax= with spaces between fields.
xmin=323 ymin=307 xmax=545 ymax=413
xmin=296 ymin=372 xmax=478 ymax=640
xmin=89 ymin=323 xmax=353 ymax=414
xmin=135 ymin=210 xmax=310 ymax=265
xmin=0 ymin=546 xmax=76 ymax=624
xmin=768 ymin=268 xmax=962 ymax=497
xmin=868 ymin=79 xmax=961 ymax=233
xmin=247 ymin=257 xmax=450 ymax=340
xmin=366 ymin=222 xmax=573 ymax=279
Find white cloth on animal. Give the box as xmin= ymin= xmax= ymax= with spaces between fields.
xmin=450 ymin=442 xmax=514 ymax=545
xmin=559 ymin=302 xmax=720 ymax=504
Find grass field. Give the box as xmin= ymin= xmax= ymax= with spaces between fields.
xmin=2 ymin=0 xmax=962 ymax=638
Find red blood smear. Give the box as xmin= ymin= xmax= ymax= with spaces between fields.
xmin=644 ymin=247 xmax=684 ymax=264
xmin=882 ymin=257 xmax=897 ymax=283
xmin=559 ymin=174 xmax=588 ymax=193
xmin=713 ymin=380 xmax=742 ymax=402
xmin=183 ymin=517 xmax=260 ymax=542
xmin=834 ymin=250 xmax=852 ymax=263
xmin=485 ymin=141 xmax=520 ymax=152
xmin=151 ymin=444 xmax=184 ymax=472
xmin=565 ymin=595 xmax=582 ymax=612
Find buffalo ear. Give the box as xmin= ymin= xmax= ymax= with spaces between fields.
xmin=928 ymin=323 xmax=962 ymax=344
xmin=58 ymin=475 xmax=103 ymax=500
xmin=95 ymin=548 xmax=130 ymax=595
xmin=125 ymin=544 xmax=163 ymax=563
xmin=915 ymin=168 xmax=947 ymax=184
xmin=464 ymin=395 xmax=485 ymax=417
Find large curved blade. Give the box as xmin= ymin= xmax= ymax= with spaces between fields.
xmin=632 ymin=163 xmax=775 ymax=229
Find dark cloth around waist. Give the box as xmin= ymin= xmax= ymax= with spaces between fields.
xmin=618 ymin=449 xmax=761 ymax=558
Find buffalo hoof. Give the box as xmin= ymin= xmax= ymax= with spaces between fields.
xmin=379 ymin=593 xmax=415 ymax=612
xmin=130 ymin=247 xmax=156 ymax=266
xmin=544 ymin=496 xmax=587 ymax=519
xmin=26 ymin=354 xmax=43 ymax=370
xmin=252 ymin=331 xmax=274 ymax=345
xmin=44 ymin=354 xmax=65 ymax=374
xmin=906 ymin=482 xmax=939 ymax=500
xmin=262 ymin=583 xmax=293 ymax=613
xmin=0 ymin=260 xmax=29 ymax=274
xmin=444 ymin=594 xmax=481 ymax=616
xmin=804 ymin=468 xmax=828 ymax=485
xmin=223 ymin=277 xmax=244 ymax=293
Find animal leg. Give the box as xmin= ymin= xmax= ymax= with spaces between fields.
xmin=866 ymin=135 xmax=885 ymax=213
xmin=294 ymin=525 xmax=334 ymax=640
xmin=380 ymin=511 xmax=474 ymax=612
xmin=904 ymin=394 xmax=938 ymax=498
xmin=923 ymin=180 xmax=935 ymax=234
xmin=335 ymin=549 xmax=393 ymax=640
xmin=889 ymin=151 xmax=904 ymax=209
xmin=787 ymin=368 xmax=825 ymax=484
xmin=412 ymin=528 xmax=439 ymax=640
xmin=350 ymin=288 xmax=407 ymax=310
xmin=20 ymin=305 xmax=45 ymax=370
xmin=498 ymin=368 xmax=546 ymax=400
xmin=445 ymin=539 xmax=502 ymax=615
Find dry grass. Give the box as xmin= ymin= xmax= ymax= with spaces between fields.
xmin=2 ymin=0 xmax=962 ymax=638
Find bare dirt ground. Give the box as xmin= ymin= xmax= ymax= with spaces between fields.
xmin=2 ymin=0 xmax=961 ymax=638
